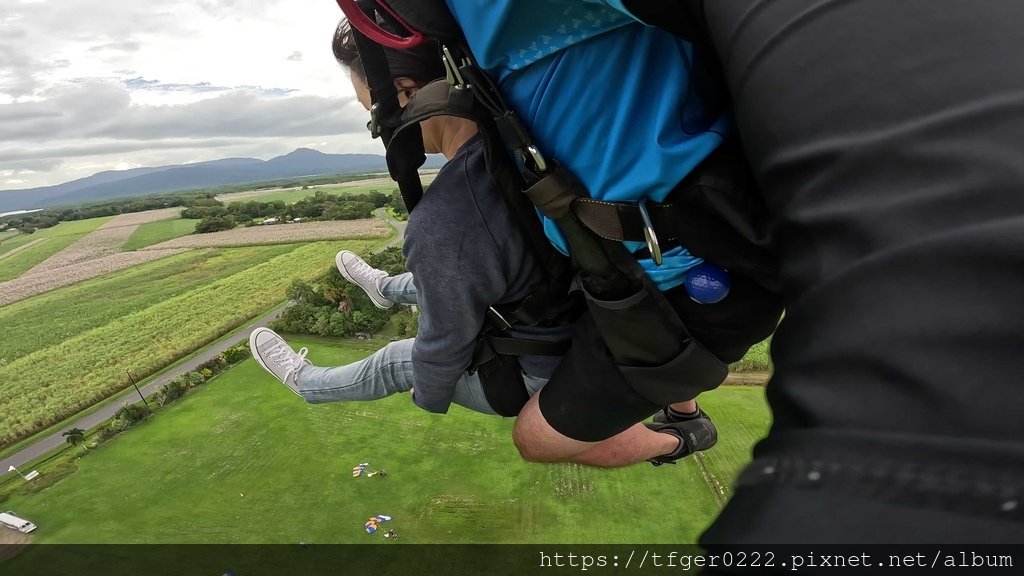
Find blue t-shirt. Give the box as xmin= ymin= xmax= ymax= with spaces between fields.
xmin=444 ymin=0 xmax=730 ymax=290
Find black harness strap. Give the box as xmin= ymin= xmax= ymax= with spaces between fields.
xmin=351 ymin=0 xmax=426 ymax=211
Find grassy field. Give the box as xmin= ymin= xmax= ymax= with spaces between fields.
xmin=0 ymin=217 xmax=114 ymax=281
xmin=122 ymin=217 xmax=199 ymax=250
xmin=0 ymin=240 xmax=386 ymax=448
xmin=1 ymin=335 xmax=768 ymax=550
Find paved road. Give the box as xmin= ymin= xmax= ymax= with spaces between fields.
xmin=1 ymin=210 xmax=406 ymax=478
xmin=374 ymin=207 xmax=407 ymax=249
xmin=0 ymin=304 xmax=292 ymax=476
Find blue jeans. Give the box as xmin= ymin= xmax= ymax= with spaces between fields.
xmin=295 ymin=272 xmax=547 ymax=415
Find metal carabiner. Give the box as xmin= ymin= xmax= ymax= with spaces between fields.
xmin=638 ymin=199 xmax=663 ymax=266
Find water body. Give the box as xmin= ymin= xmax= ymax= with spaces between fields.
xmin=0 ymin=209 xmax=42 ymax=218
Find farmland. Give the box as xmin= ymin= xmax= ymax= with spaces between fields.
xmin=0 ymin=239 xmax=385 ymax=448
xmin=0 ymin=216 xmax=113 ymax=281
xmin=122 ymin=217 xmax=200 ymax=250
xmin=143 ymin=218 xmax=389 ymax=250
xmin=0 ymin=336 xmax=768 ymax=551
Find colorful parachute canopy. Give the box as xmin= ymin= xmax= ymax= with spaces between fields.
xmin=364 ymin=514 xmax=392 ymax=534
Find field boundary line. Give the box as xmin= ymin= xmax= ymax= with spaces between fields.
xmin=0 ymin=238 xmax=47 ymax=262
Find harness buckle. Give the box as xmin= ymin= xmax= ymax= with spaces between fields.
xmin=638 ymin=199 xmax=663 ymax=266
xmin=486 ymin=306 xmax=513 ymax=331
xmin=442 ymin=45 xmax=468 ymax=89
xmin=367 ymin=103 xmax=382 ymax=139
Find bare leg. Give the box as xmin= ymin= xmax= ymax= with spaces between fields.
xmin=512 ymin=392 xmax=678 ymax=468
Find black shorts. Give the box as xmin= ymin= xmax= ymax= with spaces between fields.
xmin=539 ymin=273 xmax=782 ymax=442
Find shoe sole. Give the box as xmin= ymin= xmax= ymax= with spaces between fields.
xmin=249 ymin=327 xmax=302 ymax=397
xmin=335 ymin=251 xmax=393 ymax=310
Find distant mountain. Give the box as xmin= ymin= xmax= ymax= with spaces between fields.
xmin=0 ymin=149 xmax=442 ymax=213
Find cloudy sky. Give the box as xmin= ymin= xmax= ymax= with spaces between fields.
xmin=0 ymin=0 xmax=379 ymax=191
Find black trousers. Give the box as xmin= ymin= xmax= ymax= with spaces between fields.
xmin=653 ymin=0 xmax=1024 ymax=545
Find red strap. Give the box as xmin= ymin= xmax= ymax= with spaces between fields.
xmin=335 ymin=0 xmax=425 ymax=49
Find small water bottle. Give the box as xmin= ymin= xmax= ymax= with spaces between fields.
xmin=684 ymin=263 xmax=730 ymax=304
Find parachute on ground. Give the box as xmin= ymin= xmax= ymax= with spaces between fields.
xmin=352 ymin=462 xmax=369 ymax=478
xmin=364 ymin=514 xmax=392 ymax=534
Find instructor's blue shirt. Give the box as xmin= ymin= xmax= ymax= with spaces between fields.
xmin=445 ymin=0 xmax=730 ymax=290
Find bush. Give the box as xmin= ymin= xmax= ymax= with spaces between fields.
xmin=182 ymin=371 xmax=205 ymax=388
xmin=223 ymin=345 xmax=250 ymax=364
xmin=195 ymin=215 xmax=236 ymax=233
xmin=114 ymin=402 xmax=150 ymax=424
xmin=158 ymin=380 xmax=187 ymax=404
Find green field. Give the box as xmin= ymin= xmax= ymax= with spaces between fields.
xmin=0 ymin=239 xmax=386 ymax=448
xmin=0 ymin=246 xmax=296 ymax=364
xmin=221 ymin=178 xmax=435 ymax=205
xmin=1 ymin=336 xmax=769 ymax=549
xmin=0 ymin=216 xmax=114 ymax=281
xmin=122 ymin=217 xmax=199 ymax=250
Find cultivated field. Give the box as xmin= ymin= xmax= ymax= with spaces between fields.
xmin=0 ymin=216 xmax=113 ymax=281
xmin=122 ymin=218 xmax=199 ymax=250
xmin=1 ymin=336 xmax=767 ymax=552
xmin=25 ymin=209 xmax=183 ymax=274
xmin=144 ymin=219 xmax=389 ymax=250
xmin=0 ymin=239 xmax=384 ymax=448
xmin=0 ymin=248 xmax=187 ymax=306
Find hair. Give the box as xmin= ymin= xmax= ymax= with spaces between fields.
xmin=332 ymin=18 xmax=447 ymax=88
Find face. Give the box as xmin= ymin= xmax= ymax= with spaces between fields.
xmin=349 ymin=73 xmax=442 ymax=154
xmin=349 ymin=73 xmax=416 ymax=111
xmin=350 ymin=72 xmax=373 ymax=111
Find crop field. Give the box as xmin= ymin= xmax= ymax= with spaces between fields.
xmin=217 ymin=174 xmax=436 ymax=204
xmin=122 ymin=217 xmax=199 ymax=250
xmin=0 ymin=239 xmax=384 ymax=449
xmin=0 ymin=216 xmax=114 ymax=281
xmin=0 ymin=248 xmax=187 ymax=306
xmin=730 ymin=338 xmax=772 ymax=372
xmin=0 ymin=246 xmax=298 ymax=364
xmin=143 ymin=219 xmax=389 ymax=250
xmin=1 ymin=336 xmax=767 ymax=553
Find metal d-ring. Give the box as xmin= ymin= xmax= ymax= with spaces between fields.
xmin=638 ymin=199 xmax=662 ymax=266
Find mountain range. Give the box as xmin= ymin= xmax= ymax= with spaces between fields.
xmin=0 ymin=149 xmax=442 ymax=213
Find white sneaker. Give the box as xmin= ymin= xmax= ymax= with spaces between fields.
xmin=249 ymin=327 xmax=309 ymax=396
xmin=336 ymin=250 xmax=394 ymax=309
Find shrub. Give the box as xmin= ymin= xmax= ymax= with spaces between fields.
xmin=200 ymin=368 xmax=213 ymax=380
xmin=158 ymin=380 xmax=187 ymax=404
xmin=223 ymin=345 xmax=250 ymax=364
xmin=114 ymin=402 xmax=150 ymax=425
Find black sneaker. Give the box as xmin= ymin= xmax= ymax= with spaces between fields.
xmin=646 ymin=416 xmax=718 ymax=466
xmin=652 ymin=404 xmax=707 ymax=424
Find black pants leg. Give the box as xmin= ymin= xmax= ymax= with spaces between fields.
xmin=685 ymin=0 xmax=1024 ymax=544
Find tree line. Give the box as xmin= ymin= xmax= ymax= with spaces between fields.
xmin=186 ymin=190 xmax=407 ymax=234
xmin=270 ymin=247 xmax=412 ymax=337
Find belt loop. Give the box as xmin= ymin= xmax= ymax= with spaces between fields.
xmin=638 ymin=199 xmax=663 ymax=266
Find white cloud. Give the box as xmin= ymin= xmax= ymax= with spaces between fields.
xmin=0 ymin=0 xmax=368 ymax=190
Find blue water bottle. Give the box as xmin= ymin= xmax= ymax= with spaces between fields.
xmin=684 ymin=263 xmax=731 ymax=304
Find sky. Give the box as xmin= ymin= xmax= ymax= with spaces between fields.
xmin=0 ymin=0 xmax=380 ymax=191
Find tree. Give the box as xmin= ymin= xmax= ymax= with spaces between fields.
xmin=62 ymin=427 xmax=86 ymax=446
xmin=195 ymin=215 xmax=236 ymax=233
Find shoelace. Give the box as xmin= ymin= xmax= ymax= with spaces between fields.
xmin=267 ymin=343 xmax=308 ymax=382
xmin=347 ymin=259 xmax=388 ymax=287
